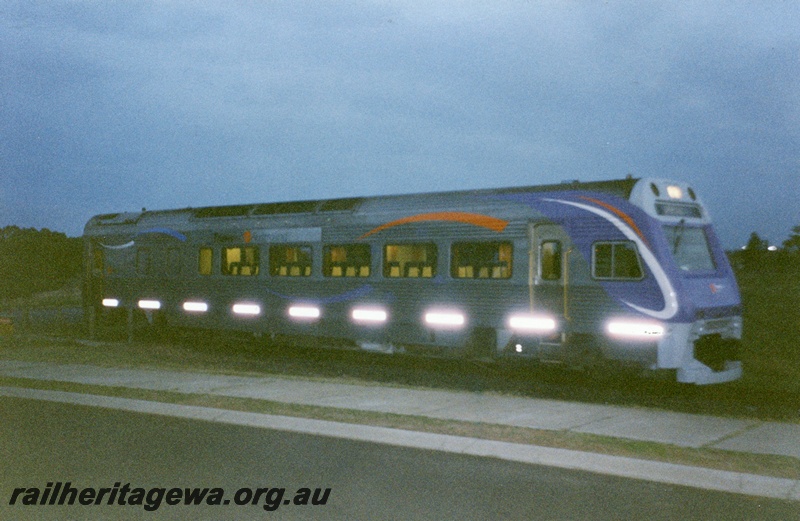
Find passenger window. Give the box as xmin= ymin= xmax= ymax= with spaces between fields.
xmin=166 ymin=248 xmax=181 ymax=276
xmin=222 ymin=246 xmax=260 ymax=276
xmin=136 ymin=248 xmax=152 ymax=275
xmin=324 ymin=244 xmax=371 ymax=277
xmin=270 ymin=245 xmax=312 ymax=277
xmin=451 ymin=242 xmax=512 ymax=279
xmin=594 ymin=243 xmax=613 ymax=278
xmin=383 ymin=243 xmax=437 ymax=278
xmin=198 ymin=247 xmax=213 ymax=276
xmin=593 ymin=241 xmax=643 ymax=280
xmin=540 ymin=241 xmax=561 ymax=280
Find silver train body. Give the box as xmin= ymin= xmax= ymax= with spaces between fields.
xmin=83 ymin=177 xmax=743 ymax=384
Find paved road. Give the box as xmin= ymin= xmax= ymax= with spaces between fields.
xmin=1 ymin=397 xmax=797 ymax=520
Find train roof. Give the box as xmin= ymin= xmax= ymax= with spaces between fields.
xmin=84 ymin=177 xmax=640 ymax=233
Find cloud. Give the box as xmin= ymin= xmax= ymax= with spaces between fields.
xmin=2 ymin=1 xmax=799 ymax=245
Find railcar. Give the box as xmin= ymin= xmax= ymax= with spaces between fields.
xmin=83 ymin=177 xmax=742 ymax=384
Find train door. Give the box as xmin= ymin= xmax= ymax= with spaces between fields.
xmin=529 ymin=223 xmax=572 ymax=358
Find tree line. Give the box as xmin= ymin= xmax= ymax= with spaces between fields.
xmin=0 ymin=226 xmax=83 ymax=300
xmin=729 ymin=225 xmax=800 ymax=273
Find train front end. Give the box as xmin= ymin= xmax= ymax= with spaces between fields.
xmin=627 ymin=179 xmax=742 ymax=384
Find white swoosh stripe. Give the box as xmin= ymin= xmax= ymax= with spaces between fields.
xmin=544 ymin=199 xmax=679 ymax=320
xmin=99 ymin=241 xmax=135 ymax=250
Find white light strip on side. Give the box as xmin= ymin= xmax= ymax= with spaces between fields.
xmin=102 ymin=298 xmax=120 ymax=308
xmin=232 ymin=303 xmax=261 ymax=316
xmin=183 ymin=301 xmax=209 ymax=313
xmin=508 ymin=314 xmax=557 ymax=332
xmin=606 ymin=320 xmax=665 ymax=339
xmin=137 ymin=299 xmax=161 ymax=310
xmin=352 ymin=308 xmax=388 ymax=323
xmin=288 ymin=305 xmax=321 ymax=320
xmin=424 ymin=311 xmax=466 ymax=328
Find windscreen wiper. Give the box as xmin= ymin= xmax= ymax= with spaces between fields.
xmin=672 ymin=219 xmax=686 ymax=254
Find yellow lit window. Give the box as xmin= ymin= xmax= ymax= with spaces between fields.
xmin=222 ymin=247 xmax=259 ymax=276
xmin=451 ymin=241 xmax=512 ymax=279
xmin=198 ymin=247 xmax=213 ymax=275
xmin=383 ymin=243 xmax=437 ymax=278
xmin=323 ymin=244 xmax=371 ymax=277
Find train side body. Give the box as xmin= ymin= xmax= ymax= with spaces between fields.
xmin=83 ymin=177 xmax=742 ymax=384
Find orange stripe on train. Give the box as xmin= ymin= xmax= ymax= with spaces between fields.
xmin=359 ymin=212 xmax=508 ymax=239
xmin=579 ymin=196 xmax=649 ymax=246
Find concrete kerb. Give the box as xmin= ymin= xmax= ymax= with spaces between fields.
xmin=1 ymin=385 xmax=799 ymax=502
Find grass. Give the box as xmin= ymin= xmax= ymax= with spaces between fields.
xmin=735 ymin=268 xmax=800 ymax=395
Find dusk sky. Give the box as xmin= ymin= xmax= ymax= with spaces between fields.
xmin=2 ymin=1 xmax=799 ymax=248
